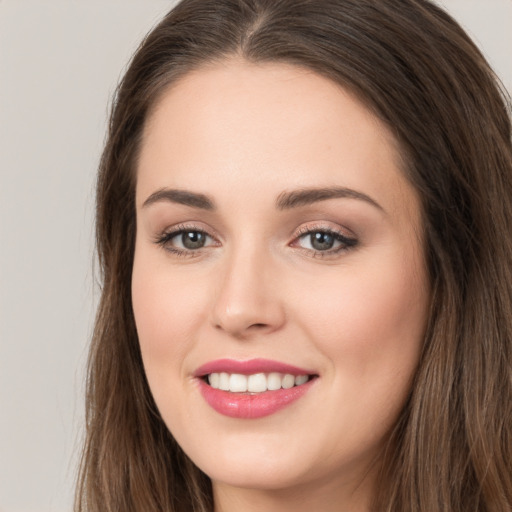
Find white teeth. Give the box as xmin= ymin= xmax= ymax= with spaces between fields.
xmin=282 ymin=374 xmax=295 ymax=389
xmin=208 ymin=373 xmax=220 ymax=389
xmin=219 ymin=372 xmax=230 ymax=391
xmin=267 ymin=372 xmax=282 ymax=391
xmin=229 ymin=373 xmax=248 ymax=392
xmin=247 ymin=373 xmax=267 ymax=392
xmin=295 ymin=375 xmax=308 ymax=386
xmin=206 ymin=372 xmax=311 ymax=393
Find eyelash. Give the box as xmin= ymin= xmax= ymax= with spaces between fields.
xmin=154 ymin=224 xmax=215 ymax=258
xmin=293 ymin=225 xmax=358 ymax=257
xmin=154 ymin=223 xmax=358 ymax=258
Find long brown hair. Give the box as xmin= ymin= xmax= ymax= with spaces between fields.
xmin=76 ymin=1 xmax=512 ymax=510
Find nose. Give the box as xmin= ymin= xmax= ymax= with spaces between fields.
xmin=211 ymin=246 xmax=286 ymax=339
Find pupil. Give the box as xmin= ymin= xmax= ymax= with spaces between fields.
xmin=311 ymin=232 xmax=334 ymax=251
xmin=182 ymin=231 xmax=205 ymax=249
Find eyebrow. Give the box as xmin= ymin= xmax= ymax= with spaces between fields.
xmin=142 ymin=188 xmax=215 ymax=210
xmin=141 ymin=185 xmax=383 ymax=212
xmin=276 ymin=186 xmax=383 ymax=211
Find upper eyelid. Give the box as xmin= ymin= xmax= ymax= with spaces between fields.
xmin=293 ymin=222 xmax=355 ymax=239
xmin=159 ymin=223 xmax=352 ymax=237
xmin=160 ymin=222 xmax=218 ymax=239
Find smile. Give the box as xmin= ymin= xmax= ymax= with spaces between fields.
xmin=195 ymin=359 xmax=318 ymax=419
xmin=207 ymin=372 xmax=310 ymax=393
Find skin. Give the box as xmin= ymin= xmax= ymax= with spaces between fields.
xmin=132 ymin=59 xmax=430 ymax=512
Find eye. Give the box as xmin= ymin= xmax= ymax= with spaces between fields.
xmin=294 ymin=227 xmax=357 ymax=255
xmin=155 ymin=226 xmax=217 ymax=255
xmin=175 ymin=230 xmax=209 ymax=250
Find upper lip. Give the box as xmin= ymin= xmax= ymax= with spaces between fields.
xmin=194 ymin=358 xmax=316 ymax=377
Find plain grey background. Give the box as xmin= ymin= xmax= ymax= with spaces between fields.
xmin=0 ymin=2 xmax=510 ymax=511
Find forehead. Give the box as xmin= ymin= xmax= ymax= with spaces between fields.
xmin=137 ymin=59 xmax=417 ymax=218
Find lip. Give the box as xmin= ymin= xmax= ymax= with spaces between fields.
xmin=194 ymin=358 xmax=315 ymax=377
xmin=194 ymin=358 xmax=318 ymax=419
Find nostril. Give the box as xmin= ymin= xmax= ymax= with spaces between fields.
xmin=250 ymin=323 xmax=268 ymax=329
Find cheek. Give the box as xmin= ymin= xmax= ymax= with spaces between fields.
xmin=288 ymin=252 xmax=428 ymax=455
xmin=131 ymin=250 xmax=206 ymax=382
xmin=293 ymin=246 xmax=428 ymax=397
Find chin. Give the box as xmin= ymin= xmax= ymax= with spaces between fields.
xmin=176 ymin=429 xmax=312 ymax=491
xmin=203 ymin=458 xmax=309 ymax=491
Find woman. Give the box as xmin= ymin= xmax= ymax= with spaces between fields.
xmin=76 ymin=0 xmax=512 ymax=510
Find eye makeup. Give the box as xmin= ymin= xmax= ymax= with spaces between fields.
xmin=153 ymin=223 xmax=219 ymax=258
xmin=292 ymin=223 xmax=358 ymax=258
xmin=153 ymin=221 xmax=358 ymax=259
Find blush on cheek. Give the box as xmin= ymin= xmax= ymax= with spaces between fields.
xmin=296 ymin=257 xmax=427 ymax=383
xmin=132 ymin=265 xmax=208 ymax=365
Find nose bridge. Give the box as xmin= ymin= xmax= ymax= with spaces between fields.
xmin=212 ymin=237 xmax=284 ymax=337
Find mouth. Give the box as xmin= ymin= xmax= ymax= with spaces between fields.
xmin=194 ymin=359 xmax=318 ymax=419
xmin=203 ymin=372 xmax=314 ymax=393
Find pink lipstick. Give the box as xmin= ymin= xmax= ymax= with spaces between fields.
xmin=194 ymin=358 xmax=317 ymax=419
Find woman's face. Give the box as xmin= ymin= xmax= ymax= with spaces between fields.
xmin=132 ymin=60 xmax=430 ymax=503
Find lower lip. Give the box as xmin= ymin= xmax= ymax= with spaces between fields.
xmin=197 ymin=378 xmax=316 ymax=419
